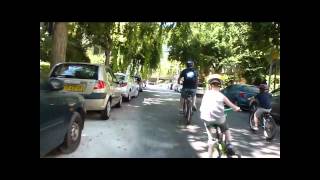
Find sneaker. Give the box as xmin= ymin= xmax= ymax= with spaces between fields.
xmin=252 ymin=126 xmax=259 ymax=131
xmin=192 ymin=105 xmax=197 ymax=111
xmin=226 ymin=144 xmax=235 ymax=155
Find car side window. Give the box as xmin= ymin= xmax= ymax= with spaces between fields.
xmin=106 ymin=69 xmax=117 ymax=83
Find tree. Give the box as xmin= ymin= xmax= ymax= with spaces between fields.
xmin=51 ymin=22 xmax=68 ymax=68
xmin=79 ymin=22 xmax=115 ymax=67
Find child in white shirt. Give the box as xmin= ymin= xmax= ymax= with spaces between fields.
xmin=200 ymin=74 xmax=241 ymax=157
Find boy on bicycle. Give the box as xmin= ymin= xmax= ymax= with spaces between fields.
xmin=249 ymin=84 xmax=272 ymax=131
xmin=200 ymin=74 xmax=241 ymax=157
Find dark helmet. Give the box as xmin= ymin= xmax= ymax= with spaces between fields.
xmin=259 ymin=84 xmax=269 ymax=90
xmin=186 ymin=59 xmax=194 ymax=68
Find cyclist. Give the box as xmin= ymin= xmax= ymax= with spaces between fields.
xmin=178 ymin=59 xmax=198 ymax=113
xmin=199 ymin=74 xmax=241 ymax=157
xmin=249 ymin=84 xmax=272 ymax=131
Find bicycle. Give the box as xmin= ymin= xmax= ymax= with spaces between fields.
xmin=182 ymin=89 xmax=194 ymax=125
xmin=208 ymin=108 xmax=241 ymax=158
xmin=249 ymin=106 xmax=277 ymax=141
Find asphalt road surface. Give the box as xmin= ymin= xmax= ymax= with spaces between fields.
xmin=46 ymin=84 xmax=280 ymax=158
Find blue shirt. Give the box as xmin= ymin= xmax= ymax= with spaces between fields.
xmin=255 ymin=92 xmax=272 ymax=109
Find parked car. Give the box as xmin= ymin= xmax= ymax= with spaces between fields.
xmin=134 ymin=75 xmax=143 ymax=92
xmin=173 ymin=83 xmax=182 ymax=92
xmin=196 ymin=82 xmax=206 ymax=96
xmin=221 ymin=84 xmax=259 ymax=110
xmin=49 ymin=62 xmax=122 ymax=120
xmin=115 ymin=73 xmax=139 ymax=101
xmin=40 ymin=77 xmax=86 ymax=157
xmin=270 ymin=88 xmax=280 ymax=124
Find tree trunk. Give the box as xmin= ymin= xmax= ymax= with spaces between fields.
xmin=104 ymin=37 xmax=113 ymax=67
xmin=51 ymin=22 xmax=68 ymax=68
xmin=105 ymin=50 xmax=111 ymax=67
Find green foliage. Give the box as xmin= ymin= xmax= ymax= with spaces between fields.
xmin=168 ymin=22 xmax=280 ymax=84
xmin=40 ymin=61 xmax=51 ymax=77
xmin=40 ymin=22 xmax=280 ymax=85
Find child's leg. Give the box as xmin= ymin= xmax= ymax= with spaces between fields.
xmin=204 ymin=121 xmax=215 ymax=158
xmin=224 ymin=130 xmax=232 ymax=144
xmin=254 ymin=108 xmax=263 ymax=127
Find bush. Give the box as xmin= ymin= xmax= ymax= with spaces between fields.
xmin=40 ymin=61 xmax=50 ymax=77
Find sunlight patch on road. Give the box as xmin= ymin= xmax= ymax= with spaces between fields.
xmin=127 ymin=104 xmax=141 ymax=108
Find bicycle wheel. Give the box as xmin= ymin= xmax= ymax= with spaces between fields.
xmin=264 ymin=116 xmax=277 ymax=141
xmin=186 ymin=99 xmax=192 ymax=125
xmin=249 ymin=112 xmax=256 ymax=131
xmin=183 ymin=99 xmax=187 ymax=117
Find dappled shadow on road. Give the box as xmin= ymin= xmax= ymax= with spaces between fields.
xmin=126 ymin=87 xmax=202 ymax=158
xmin=226 ymin=112 xmax=280 ymax=158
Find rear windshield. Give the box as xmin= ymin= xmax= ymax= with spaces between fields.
xmin=242 ymin=86 xmax=259 ymax=93
xmin=51 ymin=64 xmax=98 ymax=80
xmin=115 ymin=74 xmax=126 ymax=81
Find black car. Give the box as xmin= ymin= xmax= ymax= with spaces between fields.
xmin=40 ymin=77 xmax=86 ymax=157
xmin=270 ymin=88 xmax=280 ymax=125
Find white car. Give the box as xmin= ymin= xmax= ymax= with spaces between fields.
xmin=115 ymin=73 xmax=139 ymax=101
xmin=196 ymin=82 xmax=206 ymax=96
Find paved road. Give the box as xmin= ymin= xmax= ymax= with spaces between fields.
xmin=46 ymin=85 xmax=280 ymax=158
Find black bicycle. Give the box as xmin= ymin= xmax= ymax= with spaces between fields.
xmin=182 ymin=89 xmax=194 ymax=125
xmin=249 ymin=108 xmax=277 ymax=141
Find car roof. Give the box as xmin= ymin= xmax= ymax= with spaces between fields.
xmin=55 ymin=62 xmax=105 ymax=67
xmin=114 ymin=73 xmax=127 ymax=76
xmin=229 ymin=84 xmax=256 ymax=87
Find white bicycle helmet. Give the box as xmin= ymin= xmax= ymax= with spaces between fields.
xmin=208 ymin=74 xmax=223 ymax=85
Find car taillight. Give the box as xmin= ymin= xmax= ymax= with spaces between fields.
xmin=94 ymin=80 xmax=106 ymax=89
xmin=120 ymin=82 xmax=128 ymax=87
xmin=239 ymin=92 xmax=245 ymax=98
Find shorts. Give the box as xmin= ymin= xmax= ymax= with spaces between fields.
xmin=180 ymin=88 xmax=196 ymax=98
xmin=203 ymin=119 xmax=229 ymax=142
xmin=255 ymin=107 xmax=272 ymax=118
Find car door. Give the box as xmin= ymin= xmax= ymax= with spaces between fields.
xmin=107 ymin=69 xmax=121 ymax=106
xmin=40 ymin=88 xmax=69 ymax=156
xmin=271 ymin=90 xmax=280 ymax=119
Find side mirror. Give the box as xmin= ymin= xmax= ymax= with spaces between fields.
xmin=49 ymin=78 xmax=64 ymax=91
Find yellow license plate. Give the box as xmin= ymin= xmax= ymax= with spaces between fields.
xmin=64 ymin=84 xmax=84 ymax=92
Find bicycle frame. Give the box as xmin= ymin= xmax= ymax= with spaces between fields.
xmin=182 ymin=90 xmax=194 ymax=125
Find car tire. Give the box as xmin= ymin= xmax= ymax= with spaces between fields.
xmin=59 ymin=112 xmax=83 ymax=154
xmin=101 ymin=99 xmax=111 ymax=120
xmin=115 ymin=96 xmax=122 ymax=108
xmin=126 ymin=92 xmax=131 ymax=102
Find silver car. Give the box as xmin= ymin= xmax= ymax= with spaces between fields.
xmin=115 ymin=73 xmax=139 ymax=101
xmin=49 ymin=62 xmax=122 ymax=120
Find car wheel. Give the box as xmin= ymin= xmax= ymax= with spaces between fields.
xmin=115 ymin=96 xmax=122 ymax=108
xmin=101 ymin=99 xmax=111 ymax=120
xmin=127 ymin=92 xmax=131 ymax=101
xmin=59 ymin=112 xmax=83 ymax=154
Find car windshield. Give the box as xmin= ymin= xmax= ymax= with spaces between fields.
xmin=115 ymin=74 xmax=126 ymax=81
xmin=51 ymin=64 xmax=98 ymax=80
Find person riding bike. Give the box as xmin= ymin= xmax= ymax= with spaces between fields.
xmin=199 ymin=74 xmax=241 ymax=157
xmin=178 ymin=59 xmax=198 ymax=113
xmin=249 ymin=84 xmax=272 ymax=131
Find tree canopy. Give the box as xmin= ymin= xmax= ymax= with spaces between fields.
xmin=40 ymin=22 xmax=280 ymax=85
